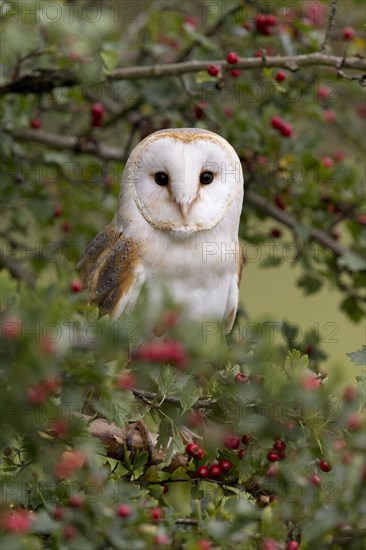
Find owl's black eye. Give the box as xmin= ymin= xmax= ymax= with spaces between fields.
xmin=154 ymin=172 xmax=169 ymax=186
xmin=200 ymin=171 xmax=214 ymax=185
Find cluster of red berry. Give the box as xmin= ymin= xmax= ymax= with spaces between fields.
xmin=271 ymin=116 xmax=293 ymax=137
xmin=255 ymin=14 xmax=277 ymax=35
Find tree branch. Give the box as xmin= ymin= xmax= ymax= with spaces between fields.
xmin=245 ymin=190 xmax=358 ymax=258
xmin=1 ymin=54 xmax=365 ymax=95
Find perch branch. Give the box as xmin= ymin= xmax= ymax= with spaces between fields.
xmin=1 ymin=54 xmax=365 ymax=95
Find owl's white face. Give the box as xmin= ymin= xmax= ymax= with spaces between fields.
xmin=121 ymin=129 xmax=243 ymax=235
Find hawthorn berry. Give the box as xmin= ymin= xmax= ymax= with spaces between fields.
xmin=323 ymin=109 xmax=336 ymax=122
xmin=150 ymin=507 xmax=164 ymax=521
xmin=53 ymin=205 xmax=62 ymax=217
xmin=186 ymin=443 xmax=204 ymax=460
xmin=207 ymin=64 xmax=219 ymax=77
xmin=256 ymin=14 xmax=277 ymax=35
xmin=230 ymin=69 xmax=241 ymax=78
xmin=53 ymin=507 xmax=65 ymax=520
xmin=70 ymin=279 xmax=83 ymax=293
xmin=62 ymin=221 xmax=72 ymax=232
xmin=286 ymin=542 xmax=299 ymax=550
xmin=280 ymin=123 xmax=293 ymax=137
xmin=271 ymin=228 xmax=282 ymax=238
xmin=154 ymin=534 xmax=171 ymax=546
xmin=3 ymin=509 xmax=32 ymax=533
xmin=274 ymin=195 xmax=285 ymax=210
xmin=241 ymin=434 xmax=251 ymax=445
xmin=226 ymin=52 xmax=239 ymax=64
xmin=223 ymin=434 xmax=241 ymax=450
xmin=271 ymin=116 xmax=283 ymax=130
xmin=343 ymin=385 xmax=358 ymax=401
xmin=267 ymin=451 xmax=280 ymax=462
xmin=273 ymin=439 xmax=286 ymax=452
xmin=219 ymin=459 xmax=233 ymax=472
xmin=343 ymin=26 xmax=355 ymax=40
xmin=347 ymin=413 xmax=362 ymax=431
xmin=238 ymin=449 xmax=247 ymax=459
xmin=322 ymin=156 xmax=334 ymax=169
xmin=198 ymin=540 xmax=213 ymax=550
xmin=209 ymin=464 xmax=222 ymax=477
xmin=134 ymin=340 xmax=188 ymax=368
xmin=275 ymin=71 xmax=286 ymax=82
xmin=90 ymin=102 xmax=105 ymax=127
xmin=319 ymin=460 xmax=332 ymax=472
xmin=117 ymin=504 xmax=132 ymax=518
xmin=30 ymin=118 xmax=42 ymax=129
xmin=310 ymin=473 xmax=320 ymax=486
xmin=27 ymin=383 xmax=49 ymax=405
xmin=197 ymin=465 xmax=209 ymax=478
xmin=117 ymin=371 xmax=136 ymax=390
xmin=162 ymin=483 xmax=169 ymax=494
xmin=235 ymin=372 xmax=249 ymax=383
xmin=63 ymin=524 xmax=78 ymax=540
xmin=69 ymin=494 xmax=85 ymax=508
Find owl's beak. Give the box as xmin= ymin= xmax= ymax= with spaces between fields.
xmin=177 ymin=202 xmax=190 ymax=221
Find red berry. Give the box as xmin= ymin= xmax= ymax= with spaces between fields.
xmin=150 ymin=507 xmax=164 ymax=521
xmin=154 ymin=534 xmax=170 ymax=546
xmin=323 ymin=109 xmax=336 ymax=122
xmin=218 ymin=459 xmax=233 ymax=472
xmin=230 ymin=69 xmax=241 ymax=78
xmin=235 ymin=373 xmax=249 ymax=383
xmin=271 ymin=116 xmax=283 ymax=130
xmin=186 ymin=443 xmax=204 ymax=460
xmin=223 ymin=434 xmax=241 ymax=450
xmin=317 ymin=85 xmax=331 ymax=100
xmin=198 ymin=540 xmax=213 ymax=550
xmin=27 ymin=383 xmax=48 ymax=405
xmin=209 ymin=464 xmax=222 ymax=477
xmin=343 ymin=26 xmax=355 ymax=40
xmin=43 ymin=375 xmax=62 ymax=394
xmin=134 ymin=340 xmax=188 ymax=368
xmin=3 ymin=509 xmax=32 ymax=533
xmin=50 ymin=419 xmax=68 ymax=439
xmin=53 ymin=506 xmax=65 ymax=520
xmin=266 ymin=464 xmax=279 ymax=477
xmin=226 ymin=52 xmax=239 ymax=64
xmin=162 ymin=483 xmax=169 ymax=494
xmin=195 ymin=106 xmax=205 ymax=120
xmin=274 ymin=195 xmax=285 ymax=210
xmin=319 ymin=459 xmax=331 ymax=472
xmin=267 ymin=451 xmax=280 ymax=462
xmin=333 ymin=150 xmax=345 ymax=162
xmin=347 ymin=412 xmax=362 ymax=431
xmin=63 ymin=524 xmax=78 ymax=540
xmin=241 ymin=434 xmax=251 ymax=445
xmin=31 ymin=118 xmax=42 ymax=129
xmin=117 ymin=372 xmax=136 ymax=390
xmin=197 ymin=465 xmax=209 ymax=478
xmin=271 ymin=228 xmax=282 ymax=238
xmin=310 ymin=473 xmax=320 ymax=486
xmin=343 ymin=385 xmax=358 ymax=401
xmin=69 ymin=494 xmax=85 ymax=508
xmin=207 ymin=64 xmax=220 ymax=77
xmin=70 ymin=279 xmax=83 ymax=293
xmin=117 ymin=504 xmax=132 ymax=518
xmin=91 ymin=102 xmax=104 ymax=118
xmin=286 ymin=542 xmax=299 ymax=550
xmin=62 ymin=221 xmax=72 ymax=232
xmin=275 ymin=71 xmax=286 ymax=82
xmin=53 ymin=205 xmax=62 ymax=217
xmin=321 ymin=156 xmax=334 ymax=169
xmin=1 ymin=317 xmax=21 ymax=339
xmin=280 ymin=123 xmax=293 ymax=137
xmin=273 ymin=439 xmax=286 ymax=452
xmin=238 ymin=449 xmax=247 ymax=459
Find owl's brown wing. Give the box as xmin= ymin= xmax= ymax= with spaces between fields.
xmin=77 ymin=222 xmax=141 ymax=317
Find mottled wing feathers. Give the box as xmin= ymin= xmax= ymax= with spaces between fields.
xmin=77 ymin=222 xmax=140 ymax=316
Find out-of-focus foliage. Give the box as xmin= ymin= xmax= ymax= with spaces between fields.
xmin=0 ymin=1 xmax=365 ymax=548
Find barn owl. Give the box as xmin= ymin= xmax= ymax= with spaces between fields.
xmin=78 ymin=128 xmax=244 ymax=331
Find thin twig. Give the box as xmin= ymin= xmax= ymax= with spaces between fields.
xmin=1 ymin=54 xmax=365 ymax=95
xmin=320 ymin=0 xmax=338 ymax=52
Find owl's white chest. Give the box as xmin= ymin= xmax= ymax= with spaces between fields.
xmin=139 ymin=228 xmax=238 ymax=322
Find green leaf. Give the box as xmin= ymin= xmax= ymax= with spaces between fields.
xmin=297 ymin=273 xmax=323 ymax=295
xmin=100 ymin=49 xmax=120 ymax=72
xmin=284 ymin=349 xmax=309 ymax=379
xmin=341 ymin=297 xmax=365 ymax=323
xmin=337 ymin=253 xmax=366 ymax=272
xmin=180 ymin=379 xmax=202 ymax=413
xmin=347 ymin=345 xmax=366 ymax=366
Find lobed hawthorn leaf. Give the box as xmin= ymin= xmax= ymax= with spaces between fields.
xmin=180 ymin=378 xmax=202 ymax=413
xmin=347 ymin=345 xmax=366 ymax=366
